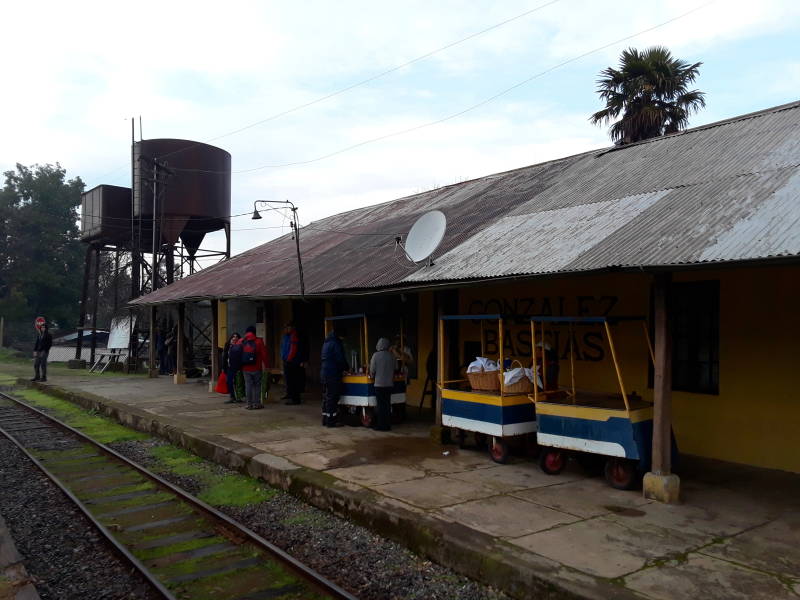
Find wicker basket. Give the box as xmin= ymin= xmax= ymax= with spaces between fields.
xmin=499 ymin=360 xmax=535 ymax=394
xmin=467 ymin=369 xmax=501 ymax=391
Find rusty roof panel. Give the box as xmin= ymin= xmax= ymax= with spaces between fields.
xmin=131 ymin=101 xmax=800 ymax=305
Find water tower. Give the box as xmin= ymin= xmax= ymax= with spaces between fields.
xmin=75 ymin=138 xmax=232 ymax=365
xmin=131 ymin=138 xmax=231 ymax=296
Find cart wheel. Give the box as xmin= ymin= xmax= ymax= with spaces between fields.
xmin=539 ymin=448 xmax=566 ymax=475
xmin=489 ymin=437 xmax=510 ymax=464
xmin=604 ymin=457 xmax=637 ymax=490
xmin=391 ymin=403 xmax=406 ymax=424
xmin=360 ymin=407 xmax=374 ymax=428
xmin=455 ymin=429 xmax=468 ymax=449
xmin=474 ymin=432 xmax=487 ymax=449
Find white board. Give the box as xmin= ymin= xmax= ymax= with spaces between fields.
xmin=107 ymin=315 xmax=137 ymax=349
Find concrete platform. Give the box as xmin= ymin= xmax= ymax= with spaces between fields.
xmin=23 ymin=373 xmax=800 ymax=600
xmin=0 ymin=511 xmax=40 ymax=600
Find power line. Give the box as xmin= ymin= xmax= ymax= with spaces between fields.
xmin=171 ymin=1 xmax=714 ymax=175
xmin=84 ymin=2 xmax=562 ymax=182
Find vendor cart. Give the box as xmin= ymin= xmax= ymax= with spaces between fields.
xmin=324 ymin=313 xmax=407 ymax=427
xmin=529 ymin=316 xmax=668 ymax=490
xmin=438 ymin=314 xmax=537 ymax=463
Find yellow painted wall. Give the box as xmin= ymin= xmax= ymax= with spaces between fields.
xmin=444 ymin=266 xmax=800 ymax=473
xmin=671 ymin=267 xmax=800 ymax=472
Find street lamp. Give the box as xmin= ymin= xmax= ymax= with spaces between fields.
xmin=251 ymin=200 xmax=305 ymax=298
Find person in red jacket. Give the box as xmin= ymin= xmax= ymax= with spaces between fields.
xmin=240 ymin=325 xmax=269 ymax=410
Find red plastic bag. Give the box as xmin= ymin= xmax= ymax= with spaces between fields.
xmin=214 ymin=372 xmax=228 ymax=394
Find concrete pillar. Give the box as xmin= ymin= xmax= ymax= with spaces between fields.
xmin=174 ymin=303 xmax=187 ymax=384
xmin=643 ymin=272 xmax=680 ymax=503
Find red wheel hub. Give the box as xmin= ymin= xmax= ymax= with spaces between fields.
xmin=545 ymin=451 xmax=564 ymax=472
xmin=610 ymin=462 xmax=629 ymax=484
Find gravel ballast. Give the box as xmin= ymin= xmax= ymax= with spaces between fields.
xmin=111 ymin=438 xmax=510 ymax=600
xmin=0 ymin=435 xmax=161 ymax=600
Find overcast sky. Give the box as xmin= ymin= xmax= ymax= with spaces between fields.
xmin=2 ymin=0 xmax=799 ymax=262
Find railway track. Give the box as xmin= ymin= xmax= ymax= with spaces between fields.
xmin=0 ymin=390 xmax=357 ymax=600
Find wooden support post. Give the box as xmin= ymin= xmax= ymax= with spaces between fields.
xmin=148 ymin=306 xmax=158 ymax=377
xmin=174 ymin=303 xmax=187 ymax=384
xmin=643 ymin=272 xmax=680 ymax=503
xmin=530 ymin=320 xmax=537 ymax=403
xmin=89 ymin=246 xmax=100 ymax=366
xmin=75 ymin=244 xmax=93 ymax=362
xmin=436 ymin=315 xmax=444 ymax=427
xmin=209 ymin=300 xmax=220 ymax=392
xmin=498 ymin=318 xmax=505 ymax=397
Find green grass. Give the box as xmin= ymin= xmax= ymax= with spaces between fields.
xmin=198 ymin=474 xmax=277 ymax=507
xmin=148 ymin=445 xmax=276 ymax=507
xmin=16 ymin=388 xmax=149 ymax=443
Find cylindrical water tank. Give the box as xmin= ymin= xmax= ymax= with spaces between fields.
xmin=133 ymin=139 xmax=231 ymax=247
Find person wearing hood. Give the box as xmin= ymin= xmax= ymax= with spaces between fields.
xmin=369 ymin=337 xmax=395 ymax=431
xmin=32 ymin=316 xmax=52 ymax=382
xmin=320 ymin=329 xmax=348 ymax=427
xmin=240 ymin=325 xmax=269 ymax=410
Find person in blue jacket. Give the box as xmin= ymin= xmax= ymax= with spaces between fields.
xmin=320 ymin=328 xmax=348 ymax=427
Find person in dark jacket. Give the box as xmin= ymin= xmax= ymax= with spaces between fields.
xmin=222 ymin=332 xmax=242 ymax=404
xmin=32 ymin=316 xmax=52 ymax=382
xmin=280 ymin=321 xmax=308 ymax=405
xmin=156 ymin=325 xmax=168 ymax=375
xmin=241 ymin=326 xmax=269 ymax=410
xmin=369 ymin=337 xmax=395 ymax=431
xmin=320 ymin=329 xmax=348 ymax=427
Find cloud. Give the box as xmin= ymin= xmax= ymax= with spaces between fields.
xmin=1 ymin=0 xmax=798 ymax=260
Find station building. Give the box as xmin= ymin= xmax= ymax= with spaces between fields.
xmin=131 ymin=100 xmax=800 ymax=477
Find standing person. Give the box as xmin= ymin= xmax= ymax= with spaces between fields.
xmin=32 ymin=316 xmax=52 ymax=382
xmin=156 ymin=325 xmax=168 ymax=375
xmin=240 ymin=325 xmax=269 ymax=410
xmin=320 ymin=328 xmax=348 ymax=427
xmin=222 ymin=332 xmax=242 ymax=404
xmin=165 ymin=326 xmax=178 ymax=375
xmin=369 ymin=337 xmax=394 ymax=431
xmin=280 ymin=321 xmax=307 ymax=405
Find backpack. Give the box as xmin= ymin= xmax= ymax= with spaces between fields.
xmin=241 ymin=338 xmax=258 ymax=366
xmin=228 ymin=342 xmax=244 ymax=369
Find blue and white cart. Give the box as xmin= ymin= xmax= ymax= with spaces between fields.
xmin=324 ymin=314 xmax=407 ymax=427
xmin=530 ymin=316 xmax=662 ymax=489
xmin=438 ymin=314 xmax=537 ymax=463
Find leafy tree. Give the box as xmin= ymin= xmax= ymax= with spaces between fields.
xmin=0 ymin=164 xmax=84 ymax=345
xmin=590 ymin=46 xmax=705 ymax=144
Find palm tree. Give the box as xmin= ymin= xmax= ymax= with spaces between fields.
xmin=590 ymin=46 xmax=706 ymax=144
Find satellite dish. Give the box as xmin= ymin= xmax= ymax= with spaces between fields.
xmin=405 ymin=210 xmax=446 ymax=263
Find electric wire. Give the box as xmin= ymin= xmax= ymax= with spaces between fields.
xmin=132 ymin=0 xmax=562 ymax=168
xmin=168 ymin=0 xmax=714 ymax=175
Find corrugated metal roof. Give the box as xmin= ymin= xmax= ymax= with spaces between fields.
xmin=131 ymin=101 xmax=800 ymax=305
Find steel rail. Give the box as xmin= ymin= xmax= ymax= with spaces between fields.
xmin=0 ymin=390 xmax=358 ymax=600
xmin=0 ymin=407 xmax=176 ymax=600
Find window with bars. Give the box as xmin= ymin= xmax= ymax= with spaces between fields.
xmin=670 ymin=281 xmax=720 ymax=394
xmin=649 ymin=280 xmax=720 ymax=394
